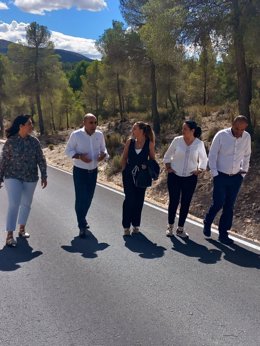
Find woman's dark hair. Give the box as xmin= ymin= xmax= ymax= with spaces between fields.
xmin=6 ymin=114 xmax=31 ymax=138
xmin=135 ymin=121 xmax=155 ymax=143
xmin=185 ymin=120 xmax=202 ymax=138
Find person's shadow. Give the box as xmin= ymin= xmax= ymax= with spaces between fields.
xmin=170 ymin=235 xmax=222 ymax=264
xmin=206 ymin=238 xmax=260 ymax=268
xmin=123 ymin=232 xmax=166 ymax=259
xmin=61 ymin=231 xmax=110 ymax=258
xmin=0 ymin=238 xmax=43 ymax=271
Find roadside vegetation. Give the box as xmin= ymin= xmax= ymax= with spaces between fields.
xmin=0 ymin=3 xmax=260 ymax=241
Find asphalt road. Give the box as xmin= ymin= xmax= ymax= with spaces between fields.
xmin=0 ymin=161 xmax=259 ymax=346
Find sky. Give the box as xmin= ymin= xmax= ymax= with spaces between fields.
xmin=0 ymin=0 xmax=124 ymax=59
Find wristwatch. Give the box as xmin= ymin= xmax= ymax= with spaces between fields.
xmin=74 ymin=153 xmax=81 ymax=159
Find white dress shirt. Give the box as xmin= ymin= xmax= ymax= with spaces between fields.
xmin=208 ymin=127 xmax=251 ymax=177
xmin=65 ymin=128 xmax=109 ymax=170
xmin=163 ymin=136 xmax=208 ymax=177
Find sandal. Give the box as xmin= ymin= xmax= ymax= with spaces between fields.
xmin=6 ymin=236 xmax=17 ymax=247
xmin=19 ymin=229 xmax=30 ymax=238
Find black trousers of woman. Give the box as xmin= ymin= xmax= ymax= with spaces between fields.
xmin=122 ymin=170 xmax=146 ymax=229
xmin=167 ymin=173 xmax=198 ymax=227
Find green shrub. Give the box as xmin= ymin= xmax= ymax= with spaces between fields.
xmin=253 ymin=126 xmax=260 ymax=149
xmin=159 ymin=143 xmax=169 ymax=158
xmin=106 ymin=155 xmax=122 ymax=177
xmin=105 ymin=133 xmax=123 ymax=158
xmin=207 ymin=127 xmax=221 ymax=142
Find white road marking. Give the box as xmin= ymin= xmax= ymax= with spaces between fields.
xmin=51 ymin=164 xmax=260 ymax=252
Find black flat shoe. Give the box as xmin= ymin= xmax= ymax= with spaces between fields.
xmin=79 ymin=227 xmax=87 ymax=238
xmin=218 ymin=236 xmax=234 ymax=245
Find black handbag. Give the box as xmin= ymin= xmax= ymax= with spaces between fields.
xmin=132 ymin=166 xmax=152 ymax=188
xmin=136 ymin=168 xmax=152 ymax=188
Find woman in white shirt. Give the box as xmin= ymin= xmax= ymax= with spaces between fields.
xmin=163 ymin=120 xmax=207 ymax=238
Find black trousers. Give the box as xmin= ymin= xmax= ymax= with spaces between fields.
xmin=122 ymin=170 xmax=146 ymax=229
xmin=167 ymin=173 xmax=197 ymax=227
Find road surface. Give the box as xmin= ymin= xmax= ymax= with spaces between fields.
xmin=0 ymin=160 xmax=259 ymax=346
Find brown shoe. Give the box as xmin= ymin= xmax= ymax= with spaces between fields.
xmin=19 ymin=230 xmax=30 ymax=238
xmin=6 ymin=235 xmax=17 ymax=247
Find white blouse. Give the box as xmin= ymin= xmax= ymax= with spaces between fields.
xmin=163 ymin=136 xmax=208 ymax=177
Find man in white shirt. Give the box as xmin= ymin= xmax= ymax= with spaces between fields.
xmin=65 ymin=113 xmax=109 ymax=238
xmin=203 ymin=115 xmax=251 ymax=245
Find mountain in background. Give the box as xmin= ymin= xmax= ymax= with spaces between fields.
xmin=0 ymin=39 xmax=93 ymax=63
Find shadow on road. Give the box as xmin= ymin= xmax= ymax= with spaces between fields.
xmin=206 ymin=239 xmax=260 ymax=268
xmin=123 ymin=232 xmax=166 ymax=259
xmin=61 ymin=231 xmax=110 ymax=258
xmin=0 ymin=238 xmax=42 ymax=271
xmin=170 ymin=236 xmax=222 ymax=264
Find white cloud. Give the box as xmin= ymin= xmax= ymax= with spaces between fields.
xmin=0 ymin=21 xmax=101 ymax=59
xmin=0 ymin=1 xmax=8 ymax=10
xmin=14 ymin=0 xmax=107 ymax=15
xmin=51 ymin=30 xmax=101 ymax=60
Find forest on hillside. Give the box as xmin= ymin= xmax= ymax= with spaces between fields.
xmin=0 ymin=1 xmax=260 ymax=144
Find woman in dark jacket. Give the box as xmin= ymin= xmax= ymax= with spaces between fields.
xmin=121 ymin=121 xmax=155 ymax=235
xmin=0 ymin=115 xmax=47 ymax=247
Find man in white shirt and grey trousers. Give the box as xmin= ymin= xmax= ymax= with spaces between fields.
xmin=65 ymin=113 xmax=109 ymax=238
xmin=203 ymin=115 xmax=251 ymax=245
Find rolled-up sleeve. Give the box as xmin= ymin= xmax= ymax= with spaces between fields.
xmin=163 ymin=138 xmax=176 ymax=164
xmin=0 ymin=141 xmax=10 ymax=182
xmin=198 ymin=141 xmax=208 ymax=170
xmin=208 ymin=133 xmax=221 ymax=177
xmin=36 ymin=142 xmax=47 ymax=179
xmin=65 ymin=132 xmax=77 ymax=159
xmin=241 ymin=134 xmax=251 ymax=173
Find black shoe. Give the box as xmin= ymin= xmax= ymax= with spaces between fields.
xmin=203 ymin=223 xmax=211 ymax=237
xmin=79 ymin=227 xmax=87 ymax=238
xmin=218 ymin=236 xmax=234 ymax=245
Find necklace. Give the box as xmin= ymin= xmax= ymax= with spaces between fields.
xmin=184 ymin=137 xmax=195 ymax=146
xmin=135 ymin=138 xmax=145 ymax=149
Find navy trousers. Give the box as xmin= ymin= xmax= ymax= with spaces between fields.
xmin=204 ymin=173 xmax=243 ymax=238
xmin=73 ymin=166 xmax=97 ymax=229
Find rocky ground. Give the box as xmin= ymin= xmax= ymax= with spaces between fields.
xmin=42 ymin=114 xmax=260 ymax=243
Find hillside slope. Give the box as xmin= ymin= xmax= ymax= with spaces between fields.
xmin=0 ymin=39 xmax=92 ymax=63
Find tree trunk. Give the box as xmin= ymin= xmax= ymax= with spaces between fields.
xmin=203 ymin=57 xmax=208 ymax=106
xmin=50 ymin=100 xmax=56 ymax=132
xmin=66 ymin=107 xmax=69 ymax=130
xmin=36 ymin=93 xmax=44 ymax=135
xmin=95 ymin=87 xmax=99 ymax=120
xmin=34 ymin=45 xmax=45 ymax=135
xmin=176 ymin=94 xmax=180 ymax=110
xmin=116 ymin=72 xmax=124 ymax=120
xmin=150 ymin=61 xmax=160 ymax=134
xmin=167 ymin=84 xmax=176 ymax=113
xmin=0 ymin=101 xmax=4 ymax=138
xmin=232 ymin=0 xmax=252 ymax=131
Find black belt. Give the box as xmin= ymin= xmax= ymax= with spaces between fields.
xmin=74 ymin=166 xmax=97 ymax=173
xmin=85 ymin=168 xmax=97 ymax=173
xmin=218 ymin=171 xmax=240 ymax=177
